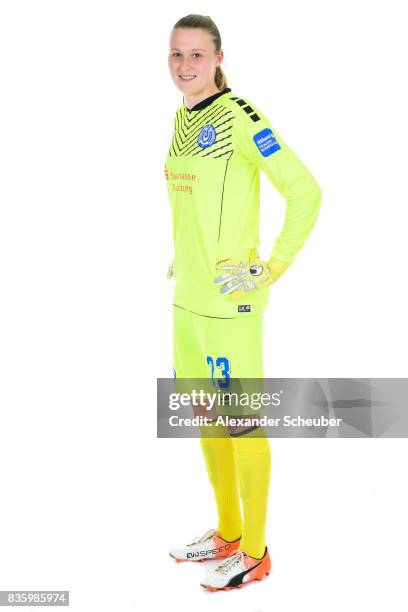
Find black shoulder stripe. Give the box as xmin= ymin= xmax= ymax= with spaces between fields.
xmin=229 ymin=96 xmax=261 ymax=122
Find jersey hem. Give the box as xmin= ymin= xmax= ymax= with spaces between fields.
xmin=172 ymin=288 xmax=270 ymax=319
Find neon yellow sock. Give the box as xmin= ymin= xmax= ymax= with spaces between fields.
xmin=200 ymin=423 xmax=243 ymax=541
xmin=231 ymin=429 xmax=271 ymax=558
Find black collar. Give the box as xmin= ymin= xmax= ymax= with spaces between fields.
xmin=184 ymin=87 xmax=232 ymax=112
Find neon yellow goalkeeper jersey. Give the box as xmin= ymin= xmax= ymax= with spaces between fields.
xmin=165 ymin=87 xmax=321 ymax=318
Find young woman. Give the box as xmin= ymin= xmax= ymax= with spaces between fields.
xmin=165 ymin=14 xmax=321 ymax=591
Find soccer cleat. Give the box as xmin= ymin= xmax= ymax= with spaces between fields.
xmin=200 ymin=546 xmax=271 ymax=591
xmin=169 ymin=528 xmax=241 ymax=563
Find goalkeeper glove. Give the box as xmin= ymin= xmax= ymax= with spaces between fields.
xmin=214 ymin=249 xmax=290 ymax=300
xmin=166 ymin=261 xmax=174 ymax=279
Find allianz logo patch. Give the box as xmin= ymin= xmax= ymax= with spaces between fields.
xmin=253 ymin=127 xmax=281 ymax=157
xmin=238 ymin=305 xmax=251 ymax=312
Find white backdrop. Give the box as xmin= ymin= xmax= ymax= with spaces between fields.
xmin=0 ymin=1 xmax=407 ymax=611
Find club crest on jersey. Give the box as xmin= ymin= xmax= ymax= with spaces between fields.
xmin=253 ymin=127 xmax=281 ymax=157
xmin=198 ymin=124 xmax=216 ymax=148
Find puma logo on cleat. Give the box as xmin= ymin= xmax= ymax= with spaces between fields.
xmin=187 ymin=543 xmax=231 ymax=558
xmin=227 ymin=560 xmax=263 ymax=587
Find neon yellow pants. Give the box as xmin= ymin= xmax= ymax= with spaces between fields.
xmin=173 ymin=304 xmax=271 ymax=558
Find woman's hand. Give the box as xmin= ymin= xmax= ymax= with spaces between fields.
xmin=166 ymin=261 xmax=174 ymax=279
xmin=214 ymin=251 xmax=290 ymax=300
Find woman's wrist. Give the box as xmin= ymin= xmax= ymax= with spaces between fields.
xmin=266 ymin=257 xmax=291 ymax=282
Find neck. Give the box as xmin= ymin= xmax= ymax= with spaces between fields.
xmin=184 ymin=85 xmax=221 ymax=110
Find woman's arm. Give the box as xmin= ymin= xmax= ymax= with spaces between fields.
xmin=233 ymin=99 xmax=322 ymax=274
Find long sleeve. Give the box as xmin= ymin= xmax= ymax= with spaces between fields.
xmin=233 ymin=100 xmax=322 ymax=263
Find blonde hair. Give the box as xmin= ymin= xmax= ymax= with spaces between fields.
xmin=171 ymin=14 xmax=228 ymax=90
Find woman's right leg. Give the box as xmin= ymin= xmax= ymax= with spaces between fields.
xmin=199 ymin=424 xmax=243 ymax=541
xmin=173 ymin=305 xmax=242 ymax=542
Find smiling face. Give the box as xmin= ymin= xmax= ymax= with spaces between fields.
xmin=168 ymin=27 xmax=224 ymax=97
